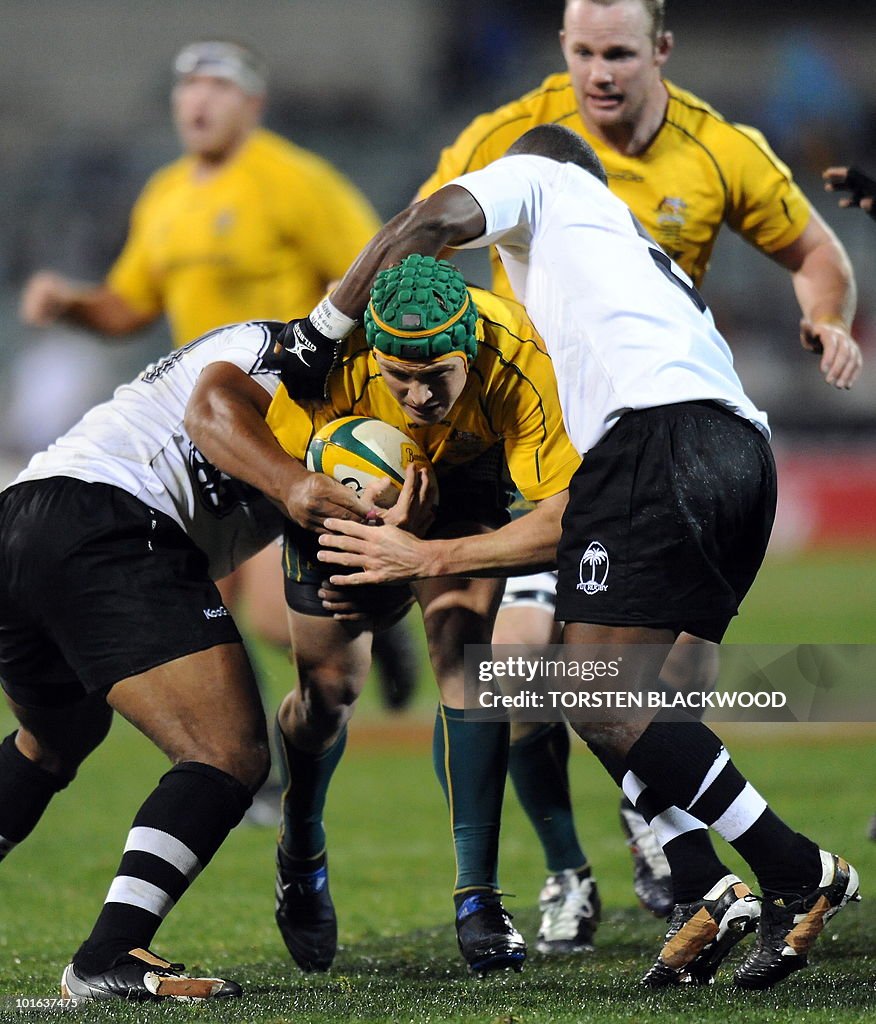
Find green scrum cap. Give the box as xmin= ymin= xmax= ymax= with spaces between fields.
xmin=365 ymin=255 xmax=479 ymax=363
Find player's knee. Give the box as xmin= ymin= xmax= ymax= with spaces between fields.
xmin=78 ymin=701 xmax=114 ymax=753
xmin=244 ymin=742 xmax=272 ymax=793
xmin=569 ymin=720 xmax=637 ymax=758
xmin=297 ymin=661 xmax=362 ymax=721
xmin=509 ymin=720 xmax=540 ymax=745
xmin=201 ymin=739 xmax=271 ymax=794
xmin=423 ymin=605 xmax=491 ymax=679
xmin=174 ymin=714 xmax=271 ymax=792
xmin=566 ymin=718 xmax=605 ymax=745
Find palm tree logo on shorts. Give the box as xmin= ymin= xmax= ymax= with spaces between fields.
xmin=577 ymin=541 xmax=609 ymax=594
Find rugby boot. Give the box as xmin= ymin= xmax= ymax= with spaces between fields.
xmin=735 ymin=851 xmax=860 ymax=990
xmin=535 ymin=869 xmax=601 ymax=953
xmin=456 ymin=893 xmax=526 ymax=977
xmin=275 ymin=847 xmax=337 ymax=972
xmin=642 ymin=874 xmax=760 ymax=986
xmin=60 ymin=947 xmax=240 ymax=1002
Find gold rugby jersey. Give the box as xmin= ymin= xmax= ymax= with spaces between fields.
xmin=107 ymin=128 xmax=380 ymax=347
xmin=266 ymin=288 xmax=581 ymax=503
xmin=419 ymin=75 xmax=810 ymax=293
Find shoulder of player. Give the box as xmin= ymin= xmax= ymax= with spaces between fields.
xmin=663 ymin=80 xmax=786 ymax=169
xmin=132 ymin=153 xmax=191 ymax=203
xmin=470 ymin=288 xmax=550 ymax=373
xmin=140 ymin=320 xmax=279 ymax=384
xmin=446 ymin=73 xmax=578 ymax=173
xmin=238 ymin=129 xmax=346 ymax=184
xmin=335 ymin=328 xmax=371 ymax=370
xmin=207 ymin=318 xmax=282 ymax=358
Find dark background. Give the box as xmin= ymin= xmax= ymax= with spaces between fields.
xmin=1 ymin=0 xmax=874 ymax=459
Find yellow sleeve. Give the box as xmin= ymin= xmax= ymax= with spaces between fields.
xmin=418 ymin=104 xmax=538 ymax=200
xmin=722 ymin=124 xmax=811 ymax=254
xmin=264 ymin=334 xmax=369 ymax=459
xmin=417 ymin=74 xmax=577 ymax=201
xmin=105 ymin=178 xmax=165 ymax=319
xmin=264 ymin=387 xmax=317 ymax=462
xmin=500 ymin=381 xmax=581 ymax=502
xmin=278 ymin=152 xmax=382 ymax=282
xmin=476 ymin=294 xmax=581 ymax=501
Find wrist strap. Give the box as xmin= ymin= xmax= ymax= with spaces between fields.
xmin=309 ymin=297 xmax=357 ymax=340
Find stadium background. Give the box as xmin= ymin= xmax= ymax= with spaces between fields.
xmin=0 ymin=2 xmax=874 ymax=1019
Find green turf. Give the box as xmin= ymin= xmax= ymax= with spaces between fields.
xmin=0 ymin=549 xmax=874 ymax=1021
xmin=725 ymin=547 xmax=876 ymax=643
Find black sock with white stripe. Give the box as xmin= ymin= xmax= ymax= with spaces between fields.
xmin=0 ymin=732 xmax=71 ymax=863
xmin=626 ymin=721 xmax=822 ymax=897
xmin=73 ymin=761 xmax=251 ymax=973
xmin=623 ymin=771 xmax=731 ymax=903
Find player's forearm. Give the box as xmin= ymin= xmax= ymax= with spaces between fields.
xmin=425 ymin=492 xmax=566 ymax=579
xmin=279 ymin=187 xmax=485 ymax=398
xmin=784 ymin=215 xmax=857 ymax=328
xmin=329 ymin=187 xmax=487 ymax=321
xmin=793 ymin=246 xmax=857 ymax=329
xmin=68 ymin=287 xmax=151 ymax=336
xmin=21 ymin=272 xmax=150 ymax=336
xmin=57 ymin=283 xmax=152 ymax=336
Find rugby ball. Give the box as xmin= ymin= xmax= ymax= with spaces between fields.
xmin=306 ymin=416 xmax=435 ymax=502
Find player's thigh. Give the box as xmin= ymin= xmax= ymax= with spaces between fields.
xmin=1 ymin=479 xmax=245 ymax=694
xmin=493 ymin=572 xmax=560 ymax=646
xmin=284 ymin=522 xmax=413 ymax=630
xmin=287 ymin=607 xmax=373 ymax=709
xmin=557 ymin=403 xmax=774 ymax=640
xmin=415 ymin=575 xmax=505 ymax=642
xmin=413 ymin=574 xmax=505 ymax=705
xmin=106 ymin=642 xmax=268 ymax=789
xmin=231 ymin=541 xmax=289 ymax=648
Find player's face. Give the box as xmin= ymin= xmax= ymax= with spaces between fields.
xmin=172 ymin=74 xmax=262 ymax=162
xmin=374 ymin=353 xmax=469 ymax=426
xmin=560 ymin=0 xmax=672 ymax=137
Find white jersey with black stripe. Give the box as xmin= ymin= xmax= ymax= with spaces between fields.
xmin=11 ymin=321 xmax=285 ymax=579
xmin=452 ymin=154 xmax=769 ymax=454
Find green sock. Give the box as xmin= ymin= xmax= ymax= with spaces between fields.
xmin=508 ymin=722 xmax=588 ymax=874
xmin=277 ymin=717 xmax=347 ymax=865
xmin=432 ymin=705 xmax=509 ymax=904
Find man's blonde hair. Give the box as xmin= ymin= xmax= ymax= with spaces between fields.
xmin=565 ymin=0 xmax=666 ymax=43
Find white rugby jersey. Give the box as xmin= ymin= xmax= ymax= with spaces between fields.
xmin=11 ymin=321 xmax=285 ymax=580
xmin=452 ymin=155 xmax=769 ymax=454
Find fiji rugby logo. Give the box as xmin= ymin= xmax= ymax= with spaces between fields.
xmin=577 ymin=541 xmax=609 ymax=594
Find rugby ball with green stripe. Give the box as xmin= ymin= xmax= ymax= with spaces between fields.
xmin=306 ymin=416 xmax=433 ymax=499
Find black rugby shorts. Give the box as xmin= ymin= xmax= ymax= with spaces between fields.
xmin=556 ymin=401 xmax=776 ymax=642
xmin=0 ymin=478 xmax=241 ymax=707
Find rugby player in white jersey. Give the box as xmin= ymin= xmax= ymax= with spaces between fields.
xmin=283 ymin=124 xmax=860 ymax=991
xmin=0 ymin=321 xmax=372 ymax=1002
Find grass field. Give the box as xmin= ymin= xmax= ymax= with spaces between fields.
xmin=0 ymin=547 xmax=874 ymax=1022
